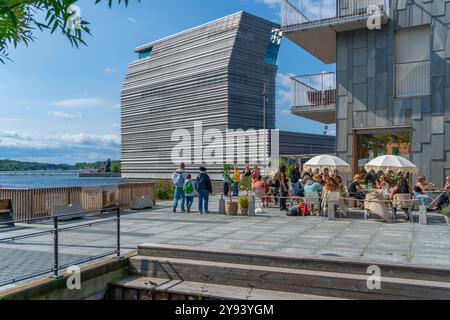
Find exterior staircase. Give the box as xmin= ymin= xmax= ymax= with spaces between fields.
xmin=107 ymin=244 xmax=450 ymax=300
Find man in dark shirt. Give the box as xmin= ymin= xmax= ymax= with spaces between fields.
xmin=290 ymin=163 xmax=301 ymax=191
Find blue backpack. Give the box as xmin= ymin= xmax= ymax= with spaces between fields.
xmin=172 ymin=171 xmax=185 ymax=188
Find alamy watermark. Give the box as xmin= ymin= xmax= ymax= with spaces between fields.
xmin=66 ymin=5 xmax=82 ymax=31
xmin=367 ymin=265 xmax=382 ymax=290
xmin=366 ymin=4 xmax=383 ymax=30
xmin=66 ymin=265 xmax=81 ymax=290
xmin=171 ymin=121 xmax=280 ymax=168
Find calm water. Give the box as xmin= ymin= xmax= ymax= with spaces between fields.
xmin=0 ymin=171 xmax=124 ymax=189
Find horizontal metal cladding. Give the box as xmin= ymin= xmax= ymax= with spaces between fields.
xmin=121 ymin=12 xmax=281 ymax=180
xmin=279 ymin=131 xmax=336 ymax=156
xmin=228 ymin=12 xmax=278 ymax=130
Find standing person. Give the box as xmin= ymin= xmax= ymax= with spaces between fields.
xmin=172 ymin=163 xmax=188 ymax=213
xmin=253 ymin=175 xmax=268 ymax=207
xmin=290 ymin=163 xmax=301 ymax=191
xmin=183 ymin=174 xmax=196 ymax=213
xmin=251 ymin=165 xmax=261 ymax=184
xmin=223 ymin=171 xmax=230 ymax=196
xmin=279 ymin=165 xmax=290 ymax=211
xmin=268 ymin=172 xmax=280 ymax=206
xmin=243 ymin=165 xmax=252 ymax=178
xmin=196 ymin=167 xmax=212 ymax=214
xmin=233 ymin=165 xmax=241 ymax=197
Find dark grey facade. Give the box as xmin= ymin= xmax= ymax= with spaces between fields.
xmin=283 ymin=0 xmax=450 ymax=185
xmin=121 ymin=11 xmax=335 ymax=180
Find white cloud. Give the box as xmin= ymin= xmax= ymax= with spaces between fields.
xmin=277 ymin=72 xmax=295 ymax=89
xmin=277 ymin=89 xmax=292 ymax=105
xmin=257 ymin=0 xmax=281 ymax=8
xmin=48 ymin=111 xmax=82 ymax=119
xmin=105 ymin=67 xmax=116 ymax=75
xmin=113 ymin=123 xmax=121 ymax=129
xmin=0 ymin=130 xmax=120 ymax=150
xmin=128 ymin=17 xmax=137 ymax=23
xmin=52 ymin=98 xmax=104 ymax=108
xmin=112 ymin=103 xmax=121 ymax=109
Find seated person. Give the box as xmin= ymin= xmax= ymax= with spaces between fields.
xmin=413 ymin=176 xmax=434 ymax=209
xmin=390 ymin=178 xmax=410 ymax=200
xmin=293 ymin=179 xmax=304 ymax=197
xmin=390 ymin=178 xmax=412 ymax=220
xmin=348 ymin=174 xmax=366 ymax=200
xmin=436 ymin=176 xmax=450 ymax=210
xmin=377 ymin=175 xmax=389 ymax=191
xmin=304 ymin=177 xmax=324 ymax=194
xmin=321 ymin=177 xmax=341 ymax=212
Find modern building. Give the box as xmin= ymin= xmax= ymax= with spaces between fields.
xmin=282 ymin=0 xmax=450 ymax=184
xmin=121 ymin=11 xmax=335 ymax=180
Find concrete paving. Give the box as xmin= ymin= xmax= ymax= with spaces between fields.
xmin=1 ymin=195 xmax=449 ymax=289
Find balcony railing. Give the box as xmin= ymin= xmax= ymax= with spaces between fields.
xmin=395 ymin=61 xmax=430 ymax=98
xmin=291 ymin=72 xmax=336 ymax=110
xmin=281 ymin=0 xmax=389 ymax=28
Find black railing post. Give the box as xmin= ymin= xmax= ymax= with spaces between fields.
xmin=53 ymin=216 xmax=59 ymax=278
xmin=116 ymin=207 xmax=121 ymax=259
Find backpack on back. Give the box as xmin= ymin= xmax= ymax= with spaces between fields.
xmin=183 ymin=180 xmax=193 ymax=194
xmin=173 ymin=171 xmax=185 ymax=188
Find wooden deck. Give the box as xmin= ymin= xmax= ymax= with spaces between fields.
xmin=0 ymin=182 xmax=156 ymax=221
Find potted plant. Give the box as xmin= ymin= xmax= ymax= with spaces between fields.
xmin=223 ymin=164 xmax=238 ymax=216
xmin=442 ymin=204 xmax=450 ymax=225
xmin=239 ymin=196 xmax=249 ymax=216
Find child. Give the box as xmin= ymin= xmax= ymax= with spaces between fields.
xmin=183 ymin=174 xmax=196 ymax=212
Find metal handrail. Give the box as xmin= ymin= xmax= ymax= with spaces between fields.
xmin=281 ymin=0 xmax=389 ymax=28
xmin=0 ymin=207 xmax=121 ymax=287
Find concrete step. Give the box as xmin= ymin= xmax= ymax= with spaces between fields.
xmin=137 ymin=244 xmax=450 ymax=283
xmin=108 ymin=276 xmax=344 ymax=300
xmin=128 ymin=254 xmax=450 ymax=300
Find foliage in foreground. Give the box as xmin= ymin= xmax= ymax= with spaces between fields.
xmin=0 ymin=0 xmax=140 ymax=63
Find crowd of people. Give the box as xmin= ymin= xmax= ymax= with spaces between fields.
xmin=171 ymin=161 xmax=450 ymax=215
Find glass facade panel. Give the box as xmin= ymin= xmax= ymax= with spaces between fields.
xmin=265 ymin=29 xmax=282 ymax=65
xmin=138 ymin=47 xmax=153 ymax=60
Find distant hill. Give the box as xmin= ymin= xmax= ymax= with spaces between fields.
xmin=0 ymin=159 xmax=121 ymax=172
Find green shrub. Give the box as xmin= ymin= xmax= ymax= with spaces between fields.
xmin=442 ymin=204 xmax=450 ymax=216
xmin=239 ymin=176 xmax=252 ymax=192
xmin=239 ymin=196 xmax=249 ymax=209
xmin=156 ymin=180 xmax=174 ymax=200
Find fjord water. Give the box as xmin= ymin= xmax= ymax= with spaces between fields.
xmin=0 ymin=171 xmax=124 ymax=188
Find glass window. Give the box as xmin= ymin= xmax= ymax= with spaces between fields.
xmin=355 ymin=130 xmax=411 ymax=173
xmin=265 ymin=29 xmax=282 ymax=65
xmin=395 ymin=26 xmax=430 ymax=97
xmin=138 ymin=47 xmax=153 ymax=60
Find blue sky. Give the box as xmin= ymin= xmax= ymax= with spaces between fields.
xmin=0 ymin=0 xmax=335 ymax=164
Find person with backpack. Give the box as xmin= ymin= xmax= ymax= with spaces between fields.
xmin=172 ymin=163 xmax=188 ymax=213
xmin=290 ymin=163 xmax=301 ymax=191
xmin=183 ymin=174 xmax=196 ymax=213
xmin=196 ymin=167 xmax=212 ymax=214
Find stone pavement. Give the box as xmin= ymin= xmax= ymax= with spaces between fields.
xmin=1 ymin=195 xmax=450 ymax=289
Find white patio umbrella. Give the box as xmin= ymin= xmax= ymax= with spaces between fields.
xmin=364 ymin=155 xmax=419 ymax=175
xmin=303 ymin=155 xmax=352 ymax=173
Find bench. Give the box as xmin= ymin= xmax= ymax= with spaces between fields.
xmin=0 ymin=199 xmax=15 ymax=227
